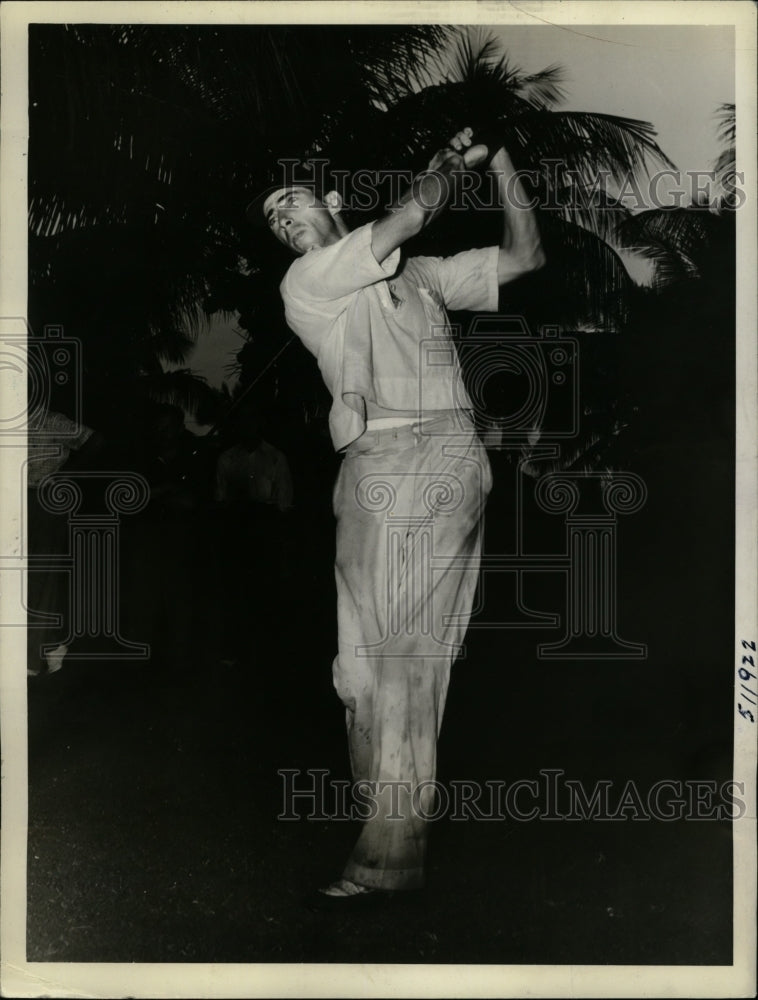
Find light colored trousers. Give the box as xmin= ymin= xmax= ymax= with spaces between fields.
xmin=332 ymin=411 xmax=492 ymax=890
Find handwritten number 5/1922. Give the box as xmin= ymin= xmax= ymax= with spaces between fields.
xmin=738 ymin=641 xmax=757 ymax=722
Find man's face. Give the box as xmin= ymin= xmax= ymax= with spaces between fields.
xmin=263 ymin=186 xmax=342 ymax=255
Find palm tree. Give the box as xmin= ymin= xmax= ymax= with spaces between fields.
xmin=606 ymin=103 xmax=737 ymax=477
xmin=28 ymin=22 xmax=448 ymax=429
xmin=29 ymin=23 xmax=676 ymax=442
xmin=713 ymin=102 xmax=736 ymax=205
xmin=299 ymin=27 xmax=676 ymax=472
xmin=615 ymin=103 xmax=736 ymax=290
xmin=306 ymin=29 xmax=675 ymax=331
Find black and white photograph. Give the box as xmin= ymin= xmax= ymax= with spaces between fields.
xmin=0 ymin=1 xmax=756 ymax=997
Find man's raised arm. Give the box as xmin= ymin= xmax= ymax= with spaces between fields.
xmin=370 ymin=127 xmax=489 ymax=264
xmin=489 ymin=145 xmax=546 ymax=285
xmin=371 ymin=129 xmax=545 ymax=283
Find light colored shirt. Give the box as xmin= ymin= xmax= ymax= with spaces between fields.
xmin=281 ymin=221 xmax=499 ymax=451
xmin=215 ymin=440 xmax=294 ymax=511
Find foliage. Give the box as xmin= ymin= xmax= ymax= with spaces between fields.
xmin=616 ymin=102 xmax=736 ymax=291
xmin=28 ymin=22 xmax=703 ymax=454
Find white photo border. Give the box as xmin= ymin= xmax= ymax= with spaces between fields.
xmin=1 ymin=2 xmax=755 ymax=997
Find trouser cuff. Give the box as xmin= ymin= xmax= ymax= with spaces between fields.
xmin=342 ymin=860 xmax=425 ymax=891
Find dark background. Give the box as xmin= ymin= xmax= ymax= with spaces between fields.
xmin=24 ymin=22 xmax=736 ymax=965
xmin=25 ymin=322 xmax=736 ymax=964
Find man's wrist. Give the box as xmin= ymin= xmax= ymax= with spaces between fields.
xmin=405 ymin=168 xmax=454 ymax=218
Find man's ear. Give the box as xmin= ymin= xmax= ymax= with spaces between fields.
xmin=323 ymin=190 xmax=344 ymax=218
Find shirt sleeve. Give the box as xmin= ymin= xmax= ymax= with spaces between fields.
xmin=411 ymin=245 xmax=500 ymax=313
xmin=283 ymin=221 xmax=401 ymax=304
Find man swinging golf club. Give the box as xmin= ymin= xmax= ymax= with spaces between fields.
xmin=249 ymin=127 xmax=544 ymax=907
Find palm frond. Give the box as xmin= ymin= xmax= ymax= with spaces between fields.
xmin=432 ymin=27 xmax=567 ymax=113
xmin=511 ymin=65 xmax=567 ymax=110
xmin=349 ymin=26 xmax=452 ymax=105
xmin=30 ymin=21 xmax=687 ymax=401
xmin=504 ymin=110 xmax=675 ymax=178
xmin=550 ymin=186 xmax=633 ymax=245
xmin=617 ymin=208 xmax=708 ymax=255
xmin=712 ymin=102 xmax=736 ymax=209
xmin=137 ymin=368 xmax=218 ymax=418
xmin=616 ymin=207 xmax=725 ymax=288
xmin=149 ymin=327 xmax=196 ymax=366
xmin=444 ymin=28 xmax=514 ymax=86
xmin=538 ymin=214 xmax=635 ymax=330
xmin=715 ymin=102 xmax=735 ymax=145
xmin=713 ymin=147 xmax=736 ymax=178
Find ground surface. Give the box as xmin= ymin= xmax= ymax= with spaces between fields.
xmin=25 ymin=433 xmax=735 ymax=967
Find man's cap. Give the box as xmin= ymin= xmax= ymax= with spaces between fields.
xmin=245 ymin=162 xmax=335 ymax=228
xmin=245 ymin=184 xmax=308 ymax=229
